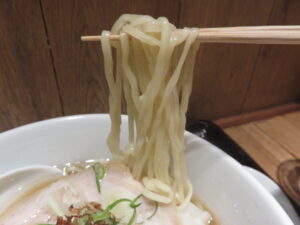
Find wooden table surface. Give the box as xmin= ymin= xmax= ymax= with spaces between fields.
xmin=225 ymin=110 xmax=300 ymax=182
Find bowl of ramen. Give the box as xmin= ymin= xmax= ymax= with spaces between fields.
xmin=0 ymin=14 xmax=295 ymax=225
xmin=0 ymin=114 xmax=294 ymax=225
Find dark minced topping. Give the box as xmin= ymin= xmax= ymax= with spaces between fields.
xmin=39 ymin=163 xmax=157 ymax=225
xmin=40 ymin=194 xmax=157 ymax=225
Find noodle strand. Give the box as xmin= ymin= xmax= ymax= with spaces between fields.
xmin=100 ymin=14 xmax=200 ymax=209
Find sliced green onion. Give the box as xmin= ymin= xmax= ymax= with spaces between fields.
xmin=146 ymin=202 xmax=158 ymax=220
xmin=105 ymin=198 xmax=132 ymax=212
xmin=101 ymin=194 xmax=143 ymax=225
xmin=77 ymin=215 xmax=89 ymax=225
xmin=93 ymin=163 xmax=105 ymax=193
xmin=127 ymin=208 xmax=137 ymax=225
xmin=130 ymin=194 xmax=142 ymax=208
xmin=92 ymin=211 xmax=110 ymax=222
xmin=137 ymin=202 xmax=158 ymax=224
xmin=47 ymin=194 xmax=143 ymax=225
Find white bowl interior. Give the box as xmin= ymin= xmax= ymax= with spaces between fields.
xmin=0 ymin=114 xmax=293 ymax=225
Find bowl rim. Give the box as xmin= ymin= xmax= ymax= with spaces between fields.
xmin=0 ymin=114 xmax=294 ymax=224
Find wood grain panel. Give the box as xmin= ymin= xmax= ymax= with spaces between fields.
xmin=215 ymin=103 xmax=300 ymax=128
xmin=255 ymin=116 xmax=300 ymax=158
xmin=41 ymin=0 xmax=180 ymax=115
xmin=179 ymin=0 xmax=274 ymax=120
xmin=284 ymin=111 xmax=300 ymax=129
xmin=0 ymin=0 xmax=62 ymax=132
xmin=226 ymin=123 xmax=295 ymax=181
xmin=242 ymin=0 xmax=300 ymax=112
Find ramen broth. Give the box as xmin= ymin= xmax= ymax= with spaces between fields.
xmin=0 ymin=160 xmax=213 ymax=225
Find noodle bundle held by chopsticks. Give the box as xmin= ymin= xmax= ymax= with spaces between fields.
xmin=100 ymin=14 xmax=200 ymax=209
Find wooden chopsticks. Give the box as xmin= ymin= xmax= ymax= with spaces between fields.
xmin=81 ymin=25 xmax=300 ymax=45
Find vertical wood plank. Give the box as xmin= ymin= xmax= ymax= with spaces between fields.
xmin=242 ymin=0 xmax=300 ymax=112
xmin=0 ymin=0 xmax=62 ymax=132
xmin=180 ymin=0 xmax=274 ymax=120
xmin=41 ymin=0 xmax=180 ymax=115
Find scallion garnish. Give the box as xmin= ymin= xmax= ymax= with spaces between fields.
xmin=92 ymin=194 xmax=143 ymax=225
xmin=130 ymin=194 xmax=142 ymax=208
xmin=127 ymin=208 xmax=137 ymax=225
xmin=77 ymin=215 xmax=89 ymax=225
xmin=137 ymin=201 xmax=158 ymax=224
xmin=48 ymin=194 xmax=146 ymax=225
xmin=146 ymin=202 xmax=158 ymax=220
xmin=92 ymin=211 xmax=111 ymax=221
xmin=104 ymin=198 xmax=132 ymax=212
xmin=93 ymin=163 xmax=105 ymax=193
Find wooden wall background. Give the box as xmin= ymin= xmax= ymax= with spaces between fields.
xmin=0 ymin=0 xmax=300 ymax=132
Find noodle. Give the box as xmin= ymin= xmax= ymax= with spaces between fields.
xmin=100 ymin=14 xmax=200 ymax=209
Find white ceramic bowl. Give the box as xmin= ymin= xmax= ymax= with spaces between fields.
xmin=0 ymin=114 xmax=294 ymax=225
